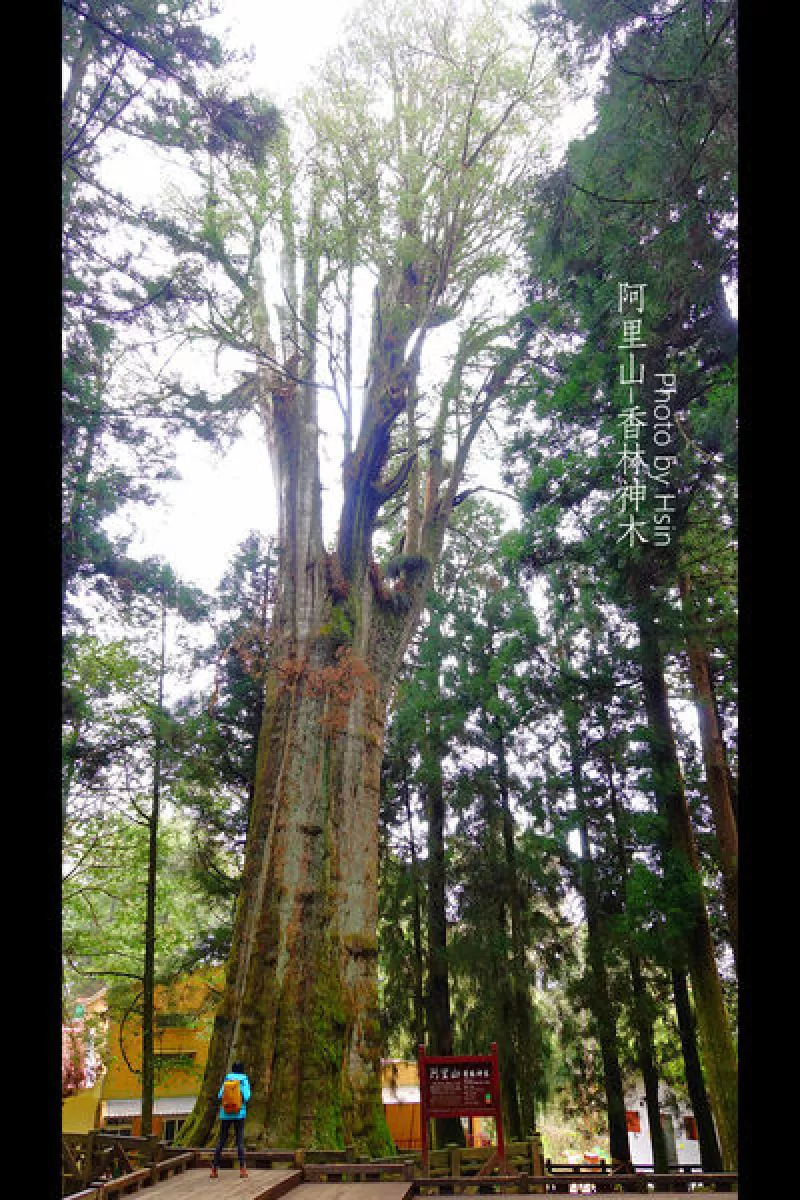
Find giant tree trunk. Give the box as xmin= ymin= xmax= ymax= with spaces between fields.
xmin=177 ymin=274 xmax=515 ymax=1155
xmin=633 ymin=593 xmax=737 ymax=1170
xmin=181 ymin=621 xmax=396 ymax=1150
xmin=176 ymin=48 xmax=529 ymax=1142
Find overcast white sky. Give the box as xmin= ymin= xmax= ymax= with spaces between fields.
xmin=105 ymin=0 xmax=598 ymax=597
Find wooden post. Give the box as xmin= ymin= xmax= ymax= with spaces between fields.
xmin=490 ymin=1042 xmax=506 ymax=1171
xmin=83 ymin=1131 xmax=96 ymax=1186
xmin=418 ymin=1044 xmax=430 ymax=1174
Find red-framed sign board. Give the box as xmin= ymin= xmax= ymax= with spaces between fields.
xmin=418 ymin=1042 xmax=505 ymax=1172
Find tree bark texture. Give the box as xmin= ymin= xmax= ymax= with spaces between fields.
xmin=498 ymin=737 xmax=538 ymax=1140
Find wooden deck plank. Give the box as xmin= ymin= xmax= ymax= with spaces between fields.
xmin=289 ymin=1186 xmax=414 ymax=1200
xmin=140 ymin=1167 xmax=303 ymax=1198
xmin=145 ymin=1178 xmax=412 ymax=1200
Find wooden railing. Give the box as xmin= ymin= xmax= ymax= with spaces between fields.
xmin=303 ymin=1159 xmax=416 ymax=1183
xmin=62 ymin=1134 xmax=189 ymax=1196
xmin=422 ymin=1140 xmax=543 ymax=1180
xmin=63 ymin=1134 xmax=738 ymax=1197
xmin=411 ymin=1171 xmax=738 ymax=1194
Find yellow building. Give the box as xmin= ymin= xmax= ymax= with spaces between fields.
xmin=62 ymin=967 xmax=223 ymax=1140
xmin=63 ymin=972 xmax=483 ymax=1152
xmin=100 ymin=966 xmax=222 ymax=1139
xmin=382 ymin=1059 xmax=423 ymax=1151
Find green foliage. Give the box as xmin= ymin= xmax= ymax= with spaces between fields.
xmin=168 ymin=533 xmax=278 ymax=967
xmin=62 ymin=0 xmax=283 ymax=622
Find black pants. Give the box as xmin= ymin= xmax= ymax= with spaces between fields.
xmin=213 ymin=1118 xmax=245 ymax=1168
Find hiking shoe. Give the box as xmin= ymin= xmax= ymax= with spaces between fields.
xmin=210 ymin=1166 xmax=219 ymax=1178
xmin=240 ymin=1167 xmax=249 ymax=1178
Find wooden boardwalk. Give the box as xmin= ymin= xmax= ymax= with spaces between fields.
xmin=127 ymin=1180 xmax=738 ymax=1200
xmin=130 ymin=1171 xmax=414 ymax=1199
xmin=118 ymin=1167 xmax=302 ymax=1199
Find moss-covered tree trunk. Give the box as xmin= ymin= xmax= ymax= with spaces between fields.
xmin=177 ymin=238 xmax=522 ymax=1154
xmin=180 ymin=614 xmax=397 ymax=1150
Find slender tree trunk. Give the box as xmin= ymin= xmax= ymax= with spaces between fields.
xmin=604 ymin=751 xmax=668 ymax=1173
xmin=62 ymin=413 xmax=101 ymax=610
xmin=142 ymin=593 xmax=167 ymax=1137
xmin=628 ymin=955 xmax=668 ymax=1171
xmin=423 ymin=704 xmax=464 ymax=1150
xmin=402 ymin=772 xmax=426 ymax=1052
xmin=678 ymin=571 xmax=738 ymax=971
xmin=634 ymin=595 xmax=737 ymax=1169
xmin=495 ymin=729 xmax=537 ymax=1138
xmin=551 ymin=596 xmax=632 ymax=1172
xmin=424 ymin=713 xmax=451 ymax=1060
xmin=474 ymin=758 xmax=521 ymax=1143
xmin=562 ymin=697 xmax=631 ymax=1169
xmin=671 ymin=967 xmax=723 ymax=1172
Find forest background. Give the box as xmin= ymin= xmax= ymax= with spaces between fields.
xmin=62 ymin=0 xmax=738 ymax=1175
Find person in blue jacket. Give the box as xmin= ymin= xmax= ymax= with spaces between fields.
xmin=210 ymin=1060 xmax=252 ymax=1179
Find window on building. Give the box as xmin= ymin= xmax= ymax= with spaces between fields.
xmin=156 ymin=1012 xmax=192 ymax=1029
xmin=104 ymin=1117 xmax=134 ymax=1136
xmin=625 ymin=1110 xmax=641 ymax=1134
xmin=162 ymin=1118 xmax=187 ymax=1142
xmin=154 ymin=1052 xmax=197 ymax=1067
xmin=683 ymin=1115 xmax=698 ymax=1140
